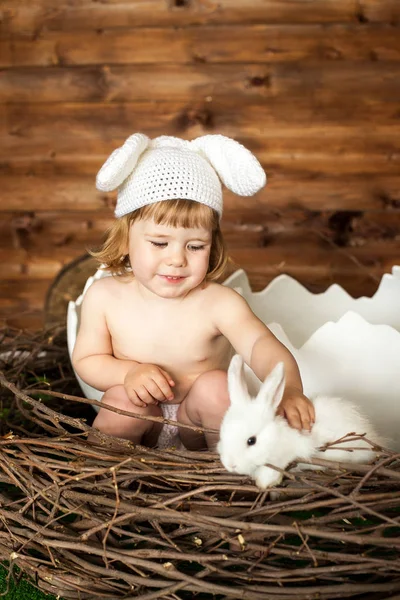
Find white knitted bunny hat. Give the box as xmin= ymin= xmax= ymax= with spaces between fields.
xmin=96 ymin=133 xmax=266 ymax=218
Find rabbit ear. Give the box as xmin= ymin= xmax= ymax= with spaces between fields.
xmin=227 ymin=354 xmax=250 ymax=406
xmin=191 ymin=135 xmax=266 ymax=197
xmin=256 ymin=362 xmax=286 ymax=412
xmin=96 ymin=133 xmax=150 ymax=192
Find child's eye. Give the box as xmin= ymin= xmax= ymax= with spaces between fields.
xmin=188 ymin=245 xmax=205 ymax=251
xmin=150 ymin=241 xmax=167 ymax=248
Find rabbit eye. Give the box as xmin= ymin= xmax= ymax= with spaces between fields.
xmin=247 ymin=436 xmax=257 ymax=446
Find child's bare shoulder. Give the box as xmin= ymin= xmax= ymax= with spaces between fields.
xmin=82 ymin=274 xmax=130 ymax=304
xmin=202 ymin=281 xmax=247 ymax=307
xmin=204 ymin=281 xmax=243 ymax=297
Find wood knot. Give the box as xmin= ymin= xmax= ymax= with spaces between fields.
xmin=328 ymin=210 xmax=362 ymax=246
xmin=247 ymin=75 xmax=270 ymax=88
xmin=356 ymin=11 xmax=369 ymax=23
xmin=175 ymin=106 xmax=214 ymax=131
xmin=171 ymin=0 xmax=190 ymax=7
xmin=379 ymin=192 xmax=400 ymax=210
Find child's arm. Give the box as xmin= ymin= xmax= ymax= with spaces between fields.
xmin=213 ymin=286 xmax=315 ymax=431
xmin=249 ymin=331 xmax=314 ymax=431
xmin=72 ymin=282 xmax=139 ymax=391
xmin=72 ymin=282 xmax=175 ymax=405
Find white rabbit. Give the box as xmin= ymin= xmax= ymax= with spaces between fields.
xmin=217 ymin=355 xmax=384 ymax=489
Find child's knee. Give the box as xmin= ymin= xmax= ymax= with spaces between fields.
xmin=197 ymin=369 xmax=228 ymax=398
xmin=101 ymin=386 xmax=162 ymax=419
xmin=188 ymin=369 xmax=229 ymax=415
xmin=101 ymin=385 xmax=128 ymax=408
xmin=178 ymin=369 xmax=230 ymax=450
xmin=94 ymin=385 xmax=162 ymax=444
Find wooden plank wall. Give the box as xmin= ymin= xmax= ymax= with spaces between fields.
xmin=1 ymin=0 xmax=400 ymax=329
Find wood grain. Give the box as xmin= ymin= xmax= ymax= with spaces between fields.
xmin=0 ymin=1 xmax=399 ymax=330
xmin=2 ymin=142 xmax=398 ymax=178
xmin=2 ymin=98 xmax=399 ymax=178
xmin=3 ymin=99 xmax=400 ymax=135
xmin=2 ymin=24 xmax=400 ymax=68
xmin=2 ymin=173 xmax=399 ymax=212
xmin=0 ymin=279 xmax=47 ymax=329
xmin=1 ymin=1 xmax=398 ymax=36
xmin=0 ymin=0 xmax=360 ymax=36
xmin=1 ymin=63 xmax=399 ymax=104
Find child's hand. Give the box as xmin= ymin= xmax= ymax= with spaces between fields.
xmin=124 ymin=364 xmax=175 ymax=407
xmin=276 ymin=387 xmax=315 ymax=431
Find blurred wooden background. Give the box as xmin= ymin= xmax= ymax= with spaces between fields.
xmin=1 ymin=0 xmax=400 ymax=329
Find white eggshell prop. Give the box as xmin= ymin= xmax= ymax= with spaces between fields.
xmin=224 ymin=269 xmax=400 ymax=348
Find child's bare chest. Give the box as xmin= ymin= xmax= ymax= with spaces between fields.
xmin=107 ymin=293 xmax=222 ymax=366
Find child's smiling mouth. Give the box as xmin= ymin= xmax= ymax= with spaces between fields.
xmin=159 ymin=275 xmax=186 ymax=283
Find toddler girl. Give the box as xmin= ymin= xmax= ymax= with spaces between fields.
xmin=72 ymin=133 xmax=314 ymax=450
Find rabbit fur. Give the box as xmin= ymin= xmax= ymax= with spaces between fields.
xmin=217 ymin=355 xmax=383 ymax=489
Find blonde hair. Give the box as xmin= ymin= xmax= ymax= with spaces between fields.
xmin=91 ymin=199 xmax=229 ymax=281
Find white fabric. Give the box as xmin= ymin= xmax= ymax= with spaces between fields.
xmin=96 ymin=133 xmax=266 ymax=218
xmin=158 ymin=403 xmax=184 ymax=450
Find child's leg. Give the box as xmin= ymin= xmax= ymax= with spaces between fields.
xmin=177 ymin=370 xmax=229 ymax=451
xmin=92 ymin=385 xmax=163 ymax=445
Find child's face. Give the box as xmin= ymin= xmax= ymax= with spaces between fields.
xmin=127 ymin=218 xmax=212 ymax=299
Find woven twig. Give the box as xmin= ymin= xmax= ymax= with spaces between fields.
xmin=0 ymin=326 xmax=399 ymax=600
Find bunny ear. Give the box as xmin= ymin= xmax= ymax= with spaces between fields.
xmin=256 ymin=362 xmax=285 ymax=412
xmin=227 ymin=354 xmax=250 ymax=406
xmin=96 ymin=133 xmax=150 ymax=192
xmin=191 ymin=134 xmax=266 ymax=196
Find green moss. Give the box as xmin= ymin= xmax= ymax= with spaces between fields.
xmin=0 ymin=564 xmax=59 ymax=600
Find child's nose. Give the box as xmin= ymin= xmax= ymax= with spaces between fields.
xmin=167 ymin=248 xmax=186 ymax=267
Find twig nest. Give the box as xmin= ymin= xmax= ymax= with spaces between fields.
xmin=0 ymin=327 xmax=400 ymax=599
